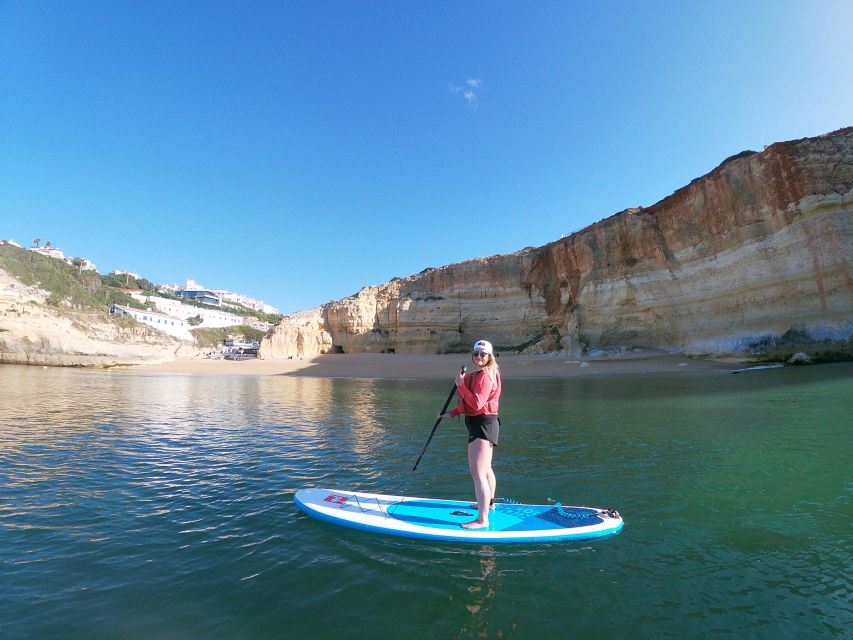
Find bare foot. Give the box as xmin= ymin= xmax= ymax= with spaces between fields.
xmin=460 ymin=520 xmax=489 ymax=529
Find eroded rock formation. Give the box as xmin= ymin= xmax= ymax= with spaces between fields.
xmin=261 ymin=127 xmax=852 ymax=360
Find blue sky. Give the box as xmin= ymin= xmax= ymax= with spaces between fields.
xmin=2 ymin=2 xmax=851 ymax=313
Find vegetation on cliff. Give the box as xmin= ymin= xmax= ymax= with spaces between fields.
xmin=0 ymin=243 xmax=139 ymax=312
xmin=0 ymin=243 xmax=280 ymax=360
xmin=190 ymin=326 xmax=267 ymax=349
xmin=101 ymin=271 xmax=156 ymax=292
xmin=1 ymin=243 xmax=281 ymax=323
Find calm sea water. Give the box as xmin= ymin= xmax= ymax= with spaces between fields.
xmin=1 ymin=363 xmax=850 ymax=639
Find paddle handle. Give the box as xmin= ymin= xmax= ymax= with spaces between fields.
xmin=410 ymin=365 xmax=466 ymax=472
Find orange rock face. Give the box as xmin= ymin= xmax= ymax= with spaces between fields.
xmin=261 ymin=127 xmax=852 ymax=359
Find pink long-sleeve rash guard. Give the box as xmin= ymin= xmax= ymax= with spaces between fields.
xmin=449 ymin=369 xmax=501 ymax=417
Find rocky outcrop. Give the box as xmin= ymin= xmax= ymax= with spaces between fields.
xmin=261 ymin=127 xmax=852 ymax=360
xmin=0 ymin=269 xmax=186 ymax=366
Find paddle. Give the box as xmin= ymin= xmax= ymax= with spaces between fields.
xmin=409 ymin=365 xmax=466 ymax=474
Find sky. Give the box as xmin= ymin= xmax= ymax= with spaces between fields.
xmin=1 ymin=1 xmax=851 ymax=313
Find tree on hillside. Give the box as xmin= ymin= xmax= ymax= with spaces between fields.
xmin=71 ymin=257 xmax=85 ymax=275
xmin=32 ymin=238 xmax=41 ymax=248
xmin=44 ymin=240 xmax=52 ymax=249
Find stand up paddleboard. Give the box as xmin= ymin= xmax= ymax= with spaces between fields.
xmin=295 ymin=488 xmax=623 ymax=543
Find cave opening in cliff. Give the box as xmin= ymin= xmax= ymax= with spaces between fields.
xmin=330 ymin=345 xmax=345 ymax=354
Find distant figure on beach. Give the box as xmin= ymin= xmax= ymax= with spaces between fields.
xmin=439 ymin=339 xmax=502 ymax=529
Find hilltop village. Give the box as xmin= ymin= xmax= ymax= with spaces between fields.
xmin=110 ymin=278 xmax=276 ymax=343
xmin=0 ymin=240 xmax=281 ymax=365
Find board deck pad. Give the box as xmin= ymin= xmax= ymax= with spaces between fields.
xmin=295 ymin=488 xmax=623 ymax=543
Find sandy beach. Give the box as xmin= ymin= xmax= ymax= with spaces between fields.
xmin=128 ymin=351 xmax=742 ymax=379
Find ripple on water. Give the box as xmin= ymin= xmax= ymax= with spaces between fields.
xmin=1 ymin=364 xmax=851 ymax=639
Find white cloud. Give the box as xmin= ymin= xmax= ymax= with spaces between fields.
xmin=450 ymin=78 xmax=483 ymax=111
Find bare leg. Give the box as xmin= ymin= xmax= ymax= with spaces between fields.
xmin=462 ymin=438 xmax=494 ymax=529
xmin=486 ymin=465 xmax=496 ymax=508
xmin=473 ymin=466 xmax=497 ymax=509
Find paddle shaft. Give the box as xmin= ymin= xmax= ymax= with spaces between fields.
xmin=410 ymin=365 xmax=466 ymax=473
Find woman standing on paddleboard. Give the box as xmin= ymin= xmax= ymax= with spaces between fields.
xmin=439 ymin=339 xmax=502 ymax=529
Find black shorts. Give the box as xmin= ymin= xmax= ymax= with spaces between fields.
xmin=465 ymin=414 xmax=500 ymax=446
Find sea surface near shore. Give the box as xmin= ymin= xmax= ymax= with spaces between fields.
xmin=128 ymin=351 xmax=740 ymax=379
xmin=2 ymin=362 xmax=850 ymax=639
xmin=0 ymin=362 xmax=853 ymax=640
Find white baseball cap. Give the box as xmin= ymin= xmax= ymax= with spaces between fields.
xmin=472 ymin=340 xmax=493 ymax=355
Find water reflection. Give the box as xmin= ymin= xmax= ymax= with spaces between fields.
xmin=457 ymin=548 xmax=500 ymax=638
xmin=1 ymin=363 xmax=851 ymax=640
xmin=260 ymin=375 xmax=336 ymax=427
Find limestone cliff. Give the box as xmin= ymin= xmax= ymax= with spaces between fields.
xmin=261 ymin=127 xmax=852 ymax=360
xmin=0 ymin=268 xmax=186 ymax=366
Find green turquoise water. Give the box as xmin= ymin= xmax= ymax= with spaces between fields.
xmin=1 ymin=363 xmax=850 ymax=639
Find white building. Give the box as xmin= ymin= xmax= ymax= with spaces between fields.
xmin=28 ymin=246 xmax=96 ymax=271
xmin=111 ymin=270 xmax=140 ymax=279
xmin=176 ymin=279 xmax=222 ymax=306
xmin=79 ymin=259 xmax=97 ymax=271
xmin=244 ymin=319 xmax=274 ymax=332
xmin=158 ymin=280 xmax=280 ymax=316
xmin=215 ymin=289 xmax=280 ymax=315
xmin=29 ymin=246 xmax=67 ymax=260
xmin=158 ymin=282 xmax=179 ymax=295
xmin=129 ymin=294 xmax=246 ymax=328
xmin=110 ymin=304 xmax=194 ymax=341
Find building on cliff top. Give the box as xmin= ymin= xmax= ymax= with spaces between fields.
xmin=27 ymin=246 xmax=97 ymax=271
xmin=163 ymin=278 xmax=280 ymax=315
xmin=176 ymin=279 xmax=222 ymax=306
xmin=110 ymin=304 xmax=193 ymax=341
xmin=127 ymin=293 xmax=248 ymax=328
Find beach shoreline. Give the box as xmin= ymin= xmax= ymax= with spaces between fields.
xmin=123 ymin=351 xmax=744 ymax=379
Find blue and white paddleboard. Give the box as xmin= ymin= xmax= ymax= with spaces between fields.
xmin=294 ymin=488 xmax=623 ymax=543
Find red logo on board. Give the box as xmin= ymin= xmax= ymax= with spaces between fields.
xmin=324 ymin=494 xmax=348 ymax=505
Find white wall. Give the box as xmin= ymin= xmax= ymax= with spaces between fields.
xmin=130 ymin=295 xmax=246 ymax=328
xmin=113 ymin=305 xmax=194 ymax=341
